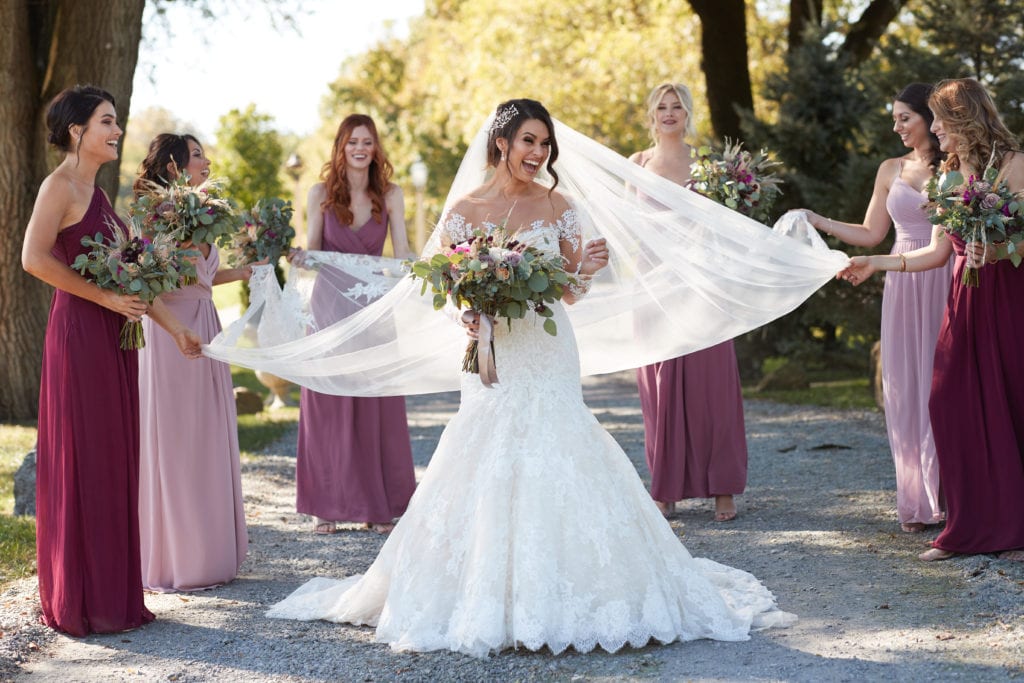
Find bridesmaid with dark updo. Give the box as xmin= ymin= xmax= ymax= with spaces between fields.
xmin=21 ymin=85 xmax=201 ymax=635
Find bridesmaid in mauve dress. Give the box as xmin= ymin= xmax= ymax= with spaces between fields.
xmin=21 ymin=86 xmax=202 ymax=635
xmin=631 ymin=83 xmax=747 ymax=522
xmin=294 ymin=114 xmax=415 ymax=535
xmin=135 ymin=135 xmax=251 ymax=591
xmin=798 ymin=83 xmax=951 ymax=532
xmin=840 ymin=78 xmax=1024 ymax=562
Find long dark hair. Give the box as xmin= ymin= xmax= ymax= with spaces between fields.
xmin=894 ymin=82 xmax=943 ymax=170
xmin=45 ymin=85 xmax=116 ymax=166
xmin=321 ymin=114 xmax=393 ymax=226
xmin=486 ymin=98 xmax=560 ymax=192
xmin=133 ymin=133 xmax=201 ymax=196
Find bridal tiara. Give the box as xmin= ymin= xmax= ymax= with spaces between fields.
xmin=490 ymin=104 xmax=519 ymax=133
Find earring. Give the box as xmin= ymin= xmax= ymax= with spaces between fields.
xmin=500 ymin=151 xmax=506 ymax=161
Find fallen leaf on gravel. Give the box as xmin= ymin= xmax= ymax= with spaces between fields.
xmin=809 ymin=443 xmax=851 ymax=450
xmin=936 ymin=633 xmax=955 ymax=640
xmin=27 ymin=642 xmax=38 ymax=651
xmin=777 ymin=445 xmax=797 ymax=453
xmin=876 ymin=604 xmax=890 ymax=609
xmin=178 ymin=596 xmax=189 ymax=602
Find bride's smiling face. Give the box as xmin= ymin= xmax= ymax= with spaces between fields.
xmin=501 ymin=119 xmax=551 ymax=182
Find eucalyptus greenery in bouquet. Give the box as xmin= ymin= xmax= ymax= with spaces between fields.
xmin=688 ymin=138 xmax=783 ymax=223
xmin=407 ymin=228 xmax=572 ymax=384
xmin=924 ymin=165 xmax=1024 ymax=287
xmin=225 ymin=197 xmax=296 ymax=268
xmin=72 ymin=218 xmax=197 ymax=349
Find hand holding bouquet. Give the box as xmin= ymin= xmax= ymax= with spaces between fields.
xmin=72 ymin=217 xmax=198 ymax=349
xmin=688 ymin=139 xmax=783 ymax=223
xmin=225 ymin=198 xmax=296 ymax=268
xmin=407 ymin=229 xmax=572 ymax=386
xmin=924 ymin=165 xmax=1024 ymax=286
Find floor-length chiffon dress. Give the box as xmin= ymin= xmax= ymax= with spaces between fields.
xmin=138 ymin=246 xmax=247 ymax=591
xmin=929 ymin=234 xmax=1024 ymax=554
xmin=296 ymin=206 xmax=415 ymax=524
xmin=36 ymin=187 xmax=155 ymax=636
xmin=880 ymin=172 xmax=951 ymax=525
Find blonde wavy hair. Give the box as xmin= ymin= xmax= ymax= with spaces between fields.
xmin=929 ymin=78 xmax=1019 ymax=175
xmin=645 ymin=83 xmax=696 ymax=142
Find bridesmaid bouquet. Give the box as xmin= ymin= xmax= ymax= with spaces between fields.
xmin=688 ymin=139 xmax=783 ymax=223
xmin=407 ymin=229 xmax=572 ymax=385
xmin=130 ymin=175 xmax=243 ymax=249
xmin=72 ymin=217 xmax=198 ymax=349
xmin=924 ymin=166 xmax=1024 ymax=286
xmin=223 ymin=197 xmax=296 ymax=268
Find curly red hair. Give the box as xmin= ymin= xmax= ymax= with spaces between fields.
xmin=321 ymin=114 xmax=393 ymax=226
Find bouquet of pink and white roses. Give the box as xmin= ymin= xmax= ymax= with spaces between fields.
xmin=407 ymin=229 xmax=572 ymax=385
xmin=72 ymin=218 xmax=197 ymax=349
xmin=924 ymin=165 xmax=1024 ymax=287
xmin=688 ymin=138 xmax=783 ymax=223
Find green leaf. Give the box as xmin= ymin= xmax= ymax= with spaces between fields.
xmin=543 ymin=318 xmax=557 ymax=335
xmin=129 ymin=279 xmax=143 ymax=292
xmin=433 ymin=293 xmax=446 ymax=309
xmin=527 ymin=271 xmax=549 ymax=292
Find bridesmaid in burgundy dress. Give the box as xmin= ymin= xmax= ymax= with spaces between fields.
xmin=839 ymin=78 xmax=1024 ymax=562
xmin=292 ymin=114 xmax=416 ymax=535
xmin=631 ymin=83 xmax=747 ymax=522
xmin=21 ymin=86 xmax=201 ymax=636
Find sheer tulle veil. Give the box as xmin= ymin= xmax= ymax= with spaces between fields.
xmin=204 ymin=112 xmax=848 ymax=396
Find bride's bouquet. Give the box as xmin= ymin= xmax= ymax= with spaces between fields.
xmin=72 ymin=217 xmax=197 ymax=349
xmin=688 ymin=139 xmax=783 ymax=223
xmin=924 ymin=165 xmax=1024 ymax=287
xmin=223 ymin=197 xmax=296 ymax=268
xmin=407 ymin=229 xmax=572 ymax=385
xmin=130 ymin=174 xmax=242 ymax=250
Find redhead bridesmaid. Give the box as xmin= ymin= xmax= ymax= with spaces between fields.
xmin=796 ymin=83 xmax=951 ymax=533
xmin=21 ymin=86 xmax=202 ymax=635
xmin=135 ymin=134 xmax=250 ymax=591
xmin=292 ymin=114 xmax=416 ymax=534
xmin=631 ymin=83 xmax=748 ymax=522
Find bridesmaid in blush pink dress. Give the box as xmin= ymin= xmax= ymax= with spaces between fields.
xmin=631 ymin=83 xmax=748 ymax=522
xmin=135 ymin=134 xmax=250 ymax=591
xmin=22 ymin=87 xmax=202 ymax=635
xmin=293 ymin=115 xmax=415 ymax=535
xmin=798 ymin=83 xmax=951 ymax=532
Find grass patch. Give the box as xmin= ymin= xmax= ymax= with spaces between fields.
xmin=744 ymin=377 xmax=878 ymax=410
xmin=0 ymin=423 xmax=38 ymax=585
xmin=231 ymin=366 xmax=300 ymax=454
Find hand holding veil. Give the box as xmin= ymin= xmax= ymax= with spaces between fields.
xmin=204 ymin=116 xmax=849 ymax=396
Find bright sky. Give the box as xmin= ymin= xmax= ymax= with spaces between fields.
xmin=131 ymin=0 xmax=425 ymax=141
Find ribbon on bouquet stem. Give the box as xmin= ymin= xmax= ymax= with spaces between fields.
xmin=478 ymin=314 xmax=499 ymax=388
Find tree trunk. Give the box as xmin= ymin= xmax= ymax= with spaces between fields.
xmin=788 ymin=0 xmax=824 ymax=53
xmin=0 ymin=0 xmax=145 ymax=420
xmin=687 ymin=0 xmax=754 ymax=141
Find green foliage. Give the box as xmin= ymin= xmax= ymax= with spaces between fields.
xmin=229 ymin=367 xmax=298 ymax=455
xmin=215 ymin=104 xmax=286 ymax=208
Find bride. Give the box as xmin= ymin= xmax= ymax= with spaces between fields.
xmin=261 ymin=99 xmax=798 ymax=657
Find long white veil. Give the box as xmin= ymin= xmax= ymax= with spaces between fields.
xmin=204 ymin=116 xmax=848 ymax=396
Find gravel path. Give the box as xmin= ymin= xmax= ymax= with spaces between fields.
xmin=3 ymin=371 xmax=1024 ymax=681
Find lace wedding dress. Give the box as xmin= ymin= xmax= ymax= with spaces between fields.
xmin=266 ymin=211 xmax=796 ymax=657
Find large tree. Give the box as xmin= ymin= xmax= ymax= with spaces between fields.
xmin=1 ymin=0 xmax=145 ymax=420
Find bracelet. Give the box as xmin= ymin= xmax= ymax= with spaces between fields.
xmin=898 ymin=253 xmax=907 ymax=272
xmin=825 ymin=218 xmax=835 ymax=235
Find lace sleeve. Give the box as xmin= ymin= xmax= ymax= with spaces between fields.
xmin=441 ymin=211 xmax=472 ymax=246
xmin=557 ymin=209 xmax=593 ymax=301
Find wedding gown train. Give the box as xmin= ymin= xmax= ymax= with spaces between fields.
xmin=266 ymin=217 xmax=795 ymax=657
